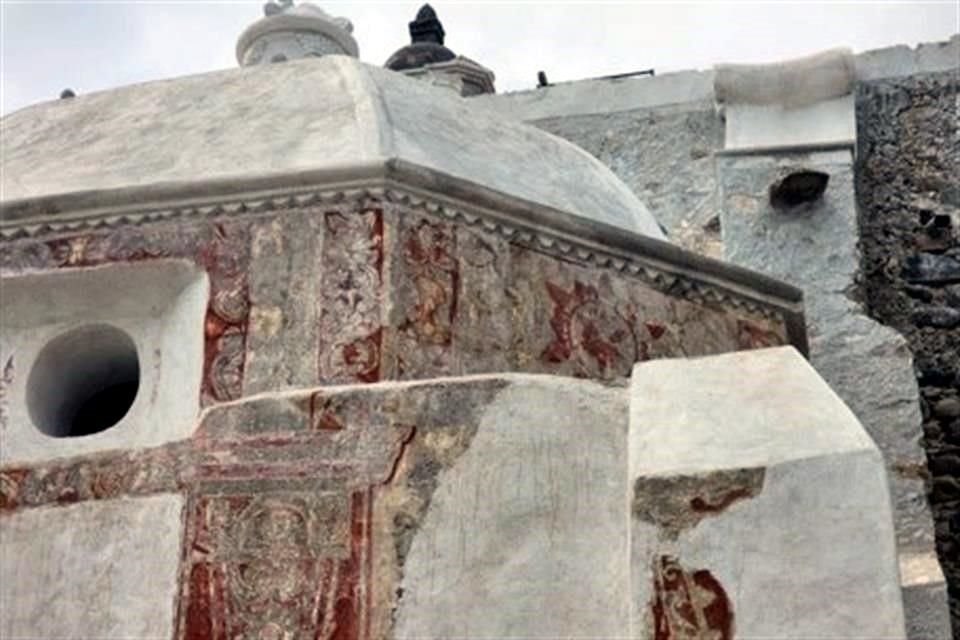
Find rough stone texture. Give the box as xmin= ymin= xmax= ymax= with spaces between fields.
xmin=717 ymin=146 xmax=946 ymax=637
xmin=856 ymin=35 xmax=960 ymax=82
xmin=857 ymin=69 xmax=960 ymax=636
xmin=0 ymin=494 xmax=184 ymax=639
xmin=471 ymin=37 xmax=958 ymax=258
xmin=718 ymin=148 xmax=929 ymax=531
xmin=632 ymin=467 xmax=765 ymax=540
xmin=630 ymin=347 xmax=906 ymax=639
xmin=532 ymin=104 xmax=724 ymax=257
xmin=0 ymin=359 xmax=907 ymax=639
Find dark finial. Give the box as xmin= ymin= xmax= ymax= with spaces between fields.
xmin=263 ymin=0 xmax=292 ymax=17
xmin=60 ymin=89 xmax=76 ymax=99
xmin=410 ymin=3 xmax=445 ymax=45
xmin=415 ymin=4 xmax=437 ymax=21
xmin=537 ymin=71 xmax=549 ymax=88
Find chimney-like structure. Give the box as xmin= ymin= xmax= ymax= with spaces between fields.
xmin=385 ymin=4 xmax=495 ymax=96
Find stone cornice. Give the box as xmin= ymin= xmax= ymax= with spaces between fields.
xmin=0 ymin=160 xmax=808 ymax=354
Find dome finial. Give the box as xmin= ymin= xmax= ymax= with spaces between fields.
xmin=410 ymin=3 xmax=445 ymax=45
xmin=237 ymin=2 xmax=358 ymax=65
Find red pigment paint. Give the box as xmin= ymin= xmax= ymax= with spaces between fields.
xmin=650 ymin=555 xmax=734 ymax=640
xmin=690 ymin=487 xmax=753 ymax=514
xmin=0 ymin=469 xmax=29 ymax=511
xmin=645 ymin=321 xmax=667 ymax=339
xmin=184 ymin=563 xmax=214 ymax=640
xmin=344 ymin=328 xmax=382 ymax=383
xmin=310 ymin=394 xmax=346 ymax=431
xmin=370 ymin=209 xmax=384 ymax=282
xmin=326 ymin=490 xmax=369 ymax=640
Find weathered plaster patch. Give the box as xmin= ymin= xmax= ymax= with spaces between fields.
xmin=391 ymin=376 xmax=629 ymax=638
xmin=633 ymin=467 xmax=765 ymax=539
xmin=376 ymin=377 xmax=508 ymax=573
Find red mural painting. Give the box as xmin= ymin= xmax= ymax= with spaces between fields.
xmin=541 ymin=279 xmax=662 ymax=378
xmin=319 ymin=211 xmax=384 ymax=384
xmin=20 ymin=223 xmax=252 ymax=406
xmin=650 ymin=555 xmax=734 ymax=640
xmin=399 ymin=218 xmax=459 ymax=347
xmin=180 ymin=489 xmax=372 ymax=640
xmin=198 ymin=224 xmax=251 ymax=404
xmin=736 ymin=319 xmax=781 ymax=351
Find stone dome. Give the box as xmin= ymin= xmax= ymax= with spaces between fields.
xmin=0 ymin=56 xmax=664 ymax=238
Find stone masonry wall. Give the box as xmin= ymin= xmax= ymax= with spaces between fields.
xmin=857 ymin=69 xmax=960 ymax=634
xmin=532 ymin=103 xmax=724 ymax=259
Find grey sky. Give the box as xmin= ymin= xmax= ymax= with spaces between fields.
xmin=1 ymin=1 xmax=958 ymax=115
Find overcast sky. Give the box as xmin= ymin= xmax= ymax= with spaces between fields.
xmin=1 ymin=1 xmax=957 ymax=115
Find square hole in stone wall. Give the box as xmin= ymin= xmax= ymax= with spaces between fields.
xmin=0 ymin=260 xmax=208 ymax=465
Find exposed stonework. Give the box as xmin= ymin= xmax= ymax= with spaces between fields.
xmin=633 ymin=468 xmax=765 ymax=540
xmin=857 ymin=68 xmax=960 ymax=636
xmin=4 ymin=23 xmax=952 ymax=639
xmin=711 ymin=45 xmax=949 ymax=632
xmin=530 ymin=105 xmax=719 ymax=258
xmin=478 ymin=36 xmax=959 ymax=259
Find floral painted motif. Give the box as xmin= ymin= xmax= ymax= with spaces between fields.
xmin=541 ymin=280 xmax=648 ymax=378
xmin=319 ymin=211 xmax=384 ymax=384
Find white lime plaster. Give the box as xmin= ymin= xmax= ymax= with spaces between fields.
xmin=0 ymin=260 xmax=208 ymax=464
xmin=0 ymin=494 xmax=184 ymax=639
xmin=629 ymin=347 xmax=906 ymax=639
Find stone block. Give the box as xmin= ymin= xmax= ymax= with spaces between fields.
xmin=629 ymin=346 xmax=906 ymax=639
xmin=0 ymin=260 xmax=208 ymax=465
xmin=0 ymin=494 xmax=184 ymax=639
xmin=903 ymin=252 xmax=960 ymax=285
xmin=393 ymin=376 xmax=630 ymax=638
xmin=715 ymin=48 xmax=857 ymax=149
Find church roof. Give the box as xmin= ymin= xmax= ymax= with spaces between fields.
xmin=0 ymin=56 xmax=663 ymax=238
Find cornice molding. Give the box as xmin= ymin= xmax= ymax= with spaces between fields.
xmin=0 ymin=160 xmax=807 ymax=354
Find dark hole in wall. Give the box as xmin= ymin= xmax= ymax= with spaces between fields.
xmin=70 ymin=380 xmax=140 ymax=437
xmin=27 ymin=324 xmax=141 ymax=438
xmin=769 ymin=170 xmax=830 ymax=210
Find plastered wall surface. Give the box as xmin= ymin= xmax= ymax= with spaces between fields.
xmin=0 ymin=494 xmax=184 ymax=639
xmin=0 ymin=261 xmax=207 ymax=465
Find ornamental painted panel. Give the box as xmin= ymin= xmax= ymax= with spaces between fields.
xmin=0 ymin=219 xmax=252 ymax=407
xmin=650 ymin=555 xmax=734 ymax=640
xmin=179 ymin=489 xmax=373 ymax=640
xmin=318 ymin=210 xmax=384 ymax=385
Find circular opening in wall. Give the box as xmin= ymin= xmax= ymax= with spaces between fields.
xmin=27 ymin=324 xmax=140 ymax=438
